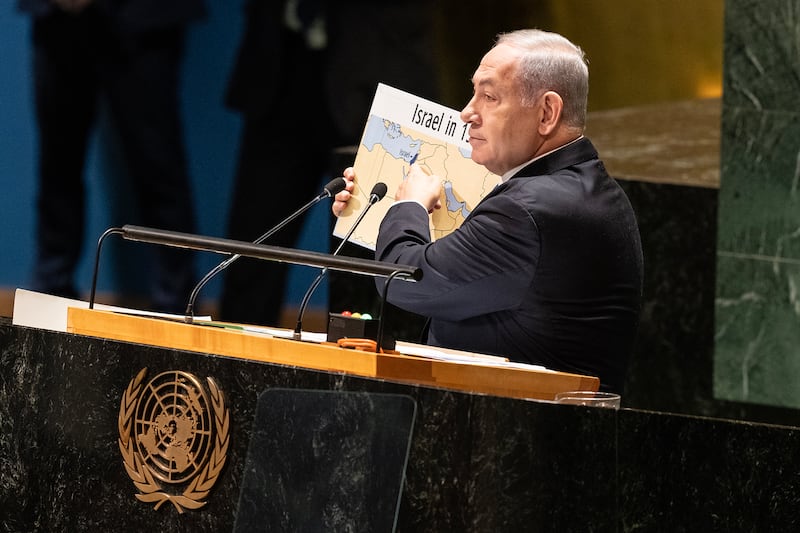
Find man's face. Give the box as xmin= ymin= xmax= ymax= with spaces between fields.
xmin=460 ymin=43 xmax=542 ymax=175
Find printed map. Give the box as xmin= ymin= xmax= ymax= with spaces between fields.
xmin=334 ymin=85 xmax=500 ymax=250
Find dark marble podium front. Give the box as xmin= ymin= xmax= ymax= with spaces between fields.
xmin=2 ymin=318 xmax=800 ymax=532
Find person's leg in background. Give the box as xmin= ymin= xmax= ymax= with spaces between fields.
xmin=30 ymin=9 xmax=98 ymax=299
xmin=220 ymin=26 xmax=331 ymax=327
xmin=104 ymin=25 xmax=197 ymax=313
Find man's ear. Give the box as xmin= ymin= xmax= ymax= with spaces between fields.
xmin=538 ymin=91 xmax=563 ymax=135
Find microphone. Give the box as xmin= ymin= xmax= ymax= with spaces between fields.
xmin=184 ymin=176 xmax=347 ymax=322
xmin=293 ymin=181 xmax=388 ymax=340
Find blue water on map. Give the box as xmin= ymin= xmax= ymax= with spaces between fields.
xmin=362 ymin=116 xmax=419 ymax=163
xmin=442 ymin=182 xmax=470 ymax=217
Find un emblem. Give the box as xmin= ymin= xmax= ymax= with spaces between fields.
xmin=118 ymin=368 xmax=230 ymax=512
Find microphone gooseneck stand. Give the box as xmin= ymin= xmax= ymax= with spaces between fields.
xmin=292 ymin=182 xmax=387 ymax=341
xmin=183 ymin=177 xmax=347 ymax=323
xmin=88 ymin=223 xmax=422 ymax=352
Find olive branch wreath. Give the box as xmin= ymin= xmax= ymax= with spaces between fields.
xmin=118 ymin=368 xmax=230 ymax=513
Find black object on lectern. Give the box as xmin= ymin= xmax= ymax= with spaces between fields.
xmin=233 ymin=389 xmax=417 ymax=533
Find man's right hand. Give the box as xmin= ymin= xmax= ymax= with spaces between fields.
xmin=397 ymin=164 xmax=442 ymax=214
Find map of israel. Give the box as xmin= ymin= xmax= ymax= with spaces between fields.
xmin=333 ymin=84 xmax=500 ymax=250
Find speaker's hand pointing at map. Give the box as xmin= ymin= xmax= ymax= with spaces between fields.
xmin=332 ymin=167 xmax=356 ymax=217
xmin=397 ymin=164 xmax=442 ymax=214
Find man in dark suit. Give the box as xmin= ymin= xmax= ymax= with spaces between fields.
xmin=333 ymin=29 xmax=643 ymax=393
xmin=17 ymin=0 xmax=205 ymax=312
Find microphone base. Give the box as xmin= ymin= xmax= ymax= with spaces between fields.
xmin=326 ymin=313 xmax=395 ymax=351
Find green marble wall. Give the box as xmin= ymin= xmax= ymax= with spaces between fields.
xmin=715 ymin=0 xmax=800 ymax=407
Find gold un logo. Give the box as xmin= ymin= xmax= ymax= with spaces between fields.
xmin=118 ymin=368 xmax=230 ymax=512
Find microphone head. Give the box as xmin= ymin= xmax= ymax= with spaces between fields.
xmin=322 ymin=177 xmax=348 ymax=197
xmin=370 ymin=182 xmax=388 ymax=203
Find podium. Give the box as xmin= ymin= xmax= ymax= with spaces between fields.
xmin=1 ymin=302 xmax=610 ymax=531
xmin=6 ymin=311 xmax=800 ymax=531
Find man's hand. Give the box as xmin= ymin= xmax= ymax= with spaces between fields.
xmin=332 ymin=164 xmax=443 ymax=217
xmin=397 ymin=164 xmax=442 ymax=213
xmin=331 ymin=167 xmax=356 ymax=217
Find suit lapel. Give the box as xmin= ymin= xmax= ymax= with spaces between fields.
xmin=471 ymin=137 xmax=599 ymax=210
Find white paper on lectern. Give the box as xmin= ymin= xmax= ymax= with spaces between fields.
xmin=13 ymin=288 xmax=551 ymax=372
xmin=395 ymin=341 xmax=551 ymax=371
xmin=11 ymin=288 xmax=210 ymax=333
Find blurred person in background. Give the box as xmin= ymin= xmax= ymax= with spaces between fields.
xmin=17 ymin=0 xmax=205 ymax=312
xmin=219 ymin=0 xmax=438 ymax=327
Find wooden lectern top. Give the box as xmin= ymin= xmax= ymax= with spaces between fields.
xmin=66 ymin=307 xmax=599 ymax=401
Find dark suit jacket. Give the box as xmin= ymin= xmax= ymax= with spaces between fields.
xmin=375 ymin=138 xmax=644 ymax=393
xmin=16 ymin=0 xmax=206 ymax=32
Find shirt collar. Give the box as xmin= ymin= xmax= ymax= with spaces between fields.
xmin=499 ymin=135 xmax=585 ymax=183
